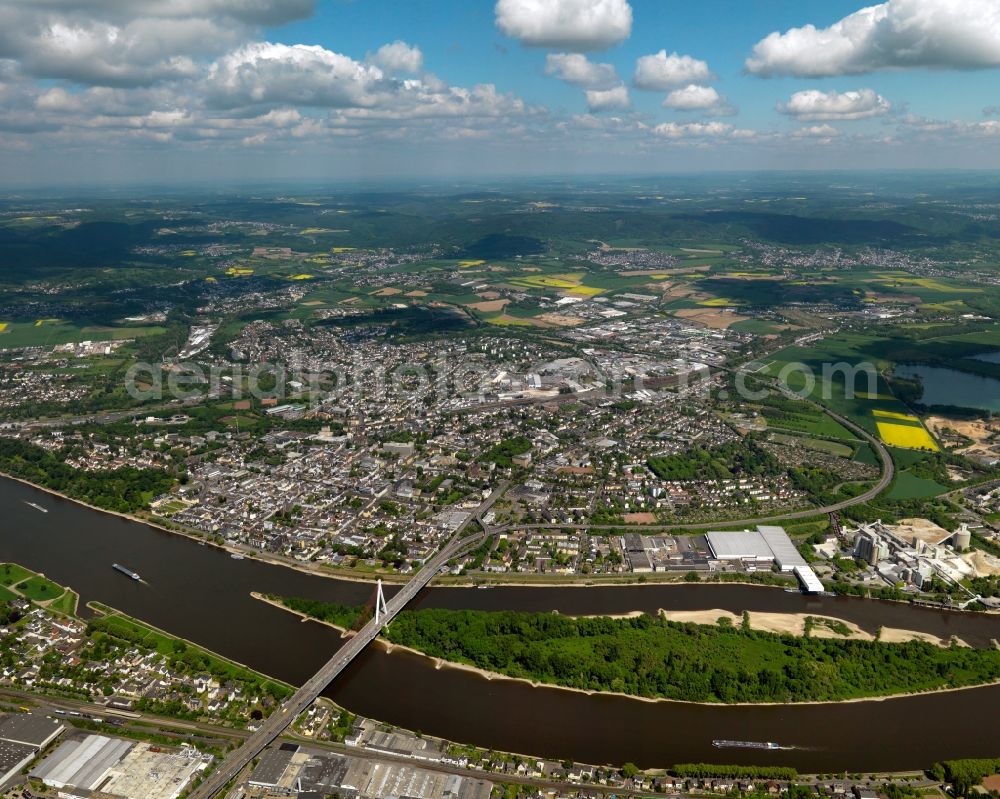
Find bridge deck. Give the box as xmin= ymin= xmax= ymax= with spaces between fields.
xmin=188 ymin=484 xmax=505 ymax=799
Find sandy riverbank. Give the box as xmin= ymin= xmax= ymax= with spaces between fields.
xmin=658 ymin=608 xmax=969 ymax=646
xmin=661 ymin=608 xmax=866 ymax=638
xmin=372 ymin=636 xmax=999 ymax=708
xmin=879 ymin=627 xmax=968 ymax=646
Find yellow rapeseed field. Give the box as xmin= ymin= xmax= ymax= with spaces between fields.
xmin=511 ymin=276 xmax=577 ymax=288
xmin=873 ymin=409 xmax=921 ymax=422
xmin=876 ymin=422 xmax=939 ymax=451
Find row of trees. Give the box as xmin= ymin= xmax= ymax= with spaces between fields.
xmin=671 ymin=764 xmax=798 ymax=780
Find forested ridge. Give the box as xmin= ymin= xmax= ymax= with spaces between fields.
xmin=380 ymin=608 xmax=1000 ymax=703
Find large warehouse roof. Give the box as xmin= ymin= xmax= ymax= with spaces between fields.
xmin=759 ymin=525 xmax=808 ymax=570
xmin=249 ymin=747 xmax=296 ymax=789
xmin=706 ymin=526 xmax=823 ymax=593
xmin=0 ymin=740 xmax=37 ymax=784
xmin=705 ymin=531 xmax=774 ymax=560
xmin=31 ymin=735 xmax=133 ymax=789
xmin=0 ymin=714 xmax=64 ymax=748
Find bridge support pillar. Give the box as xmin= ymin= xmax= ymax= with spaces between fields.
xmin=374 ymin=579 xmax=388 ymax=627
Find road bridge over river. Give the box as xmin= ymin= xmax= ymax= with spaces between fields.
xmin=189 ymin=483 xmax=507 ymax=799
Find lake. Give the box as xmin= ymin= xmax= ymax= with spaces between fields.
xmin=971 ymin=350 xmax=1000 ymax=365
xmin=894 ymin=363 xmax=1000 ymax=412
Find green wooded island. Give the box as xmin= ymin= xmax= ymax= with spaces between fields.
xmin=272 ymin=596 xmax=1000 ymax=704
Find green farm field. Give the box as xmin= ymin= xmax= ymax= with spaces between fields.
xmin=0 ymin=320 xmax=165 ymax=349
xmin=887 ymin=471 xmax=950 ymax=500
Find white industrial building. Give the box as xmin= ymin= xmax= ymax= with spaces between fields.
xmin=31 ymin=735 xmax=208 ymax=799
xmin=851 ymin=521 xmax=984 ymax=603
xmin=32 ymin=735 xmax=134 ymax=791
xmin=705 ymin=525 xmax=824 ymax=593
xmin=0 ymin=713 xmax=65 ymax=785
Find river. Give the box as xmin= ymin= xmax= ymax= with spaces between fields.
xmin=2 ymin=476 xmax=999 ymax=771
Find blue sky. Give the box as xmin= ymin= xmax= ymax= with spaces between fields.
xmin=271 ymin=0 xmax=996 ymax=127
xmin=1 ymin=0 xmax=999 ymax=184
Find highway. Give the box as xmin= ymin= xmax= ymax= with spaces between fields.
xmin=188 ymin=483 xmax=507 ymax=799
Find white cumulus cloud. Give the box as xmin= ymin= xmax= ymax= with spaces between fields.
xmin=652 ymin=121 xmax=742 ymax=139
xmin=778 ymin=88 xmax=891 ymax=121
xmin=792 ymin=124 xmax=840 ymax=138
xmin=662 ymin=84 xmax=728 ymax=113
xmin=205 ymin=42 xmax=386 ymax=109
xmin=898 ymin=114 xmax=1000 ymax=139
xmin=545 ymin=53 xmax=619 ymax=89
xmin=203 ymin=41 xmax=531 ymax=123
xmin=369 ymin=41 xmax=423 ymax=75
xmin=746 ymin=0 xmax=1000 ymax=77
xmin=495 ymin=0 xmax=632 ymax=51
xmin=0 ymin=0 xmax=314 ymax=86
xmin=585 ymin=85 xmax=629 ymax=111
xmin=633 ymin=50 xmax=712 ymax=90
xmin=0 ymin=15 xmax=220 ymax=86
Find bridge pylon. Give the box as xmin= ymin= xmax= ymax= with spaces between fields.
xmin=374 ymin=579 xmax=388 ymax=627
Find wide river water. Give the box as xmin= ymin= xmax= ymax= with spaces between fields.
xmin=2 ymin=476 xmax=999 ymax=771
